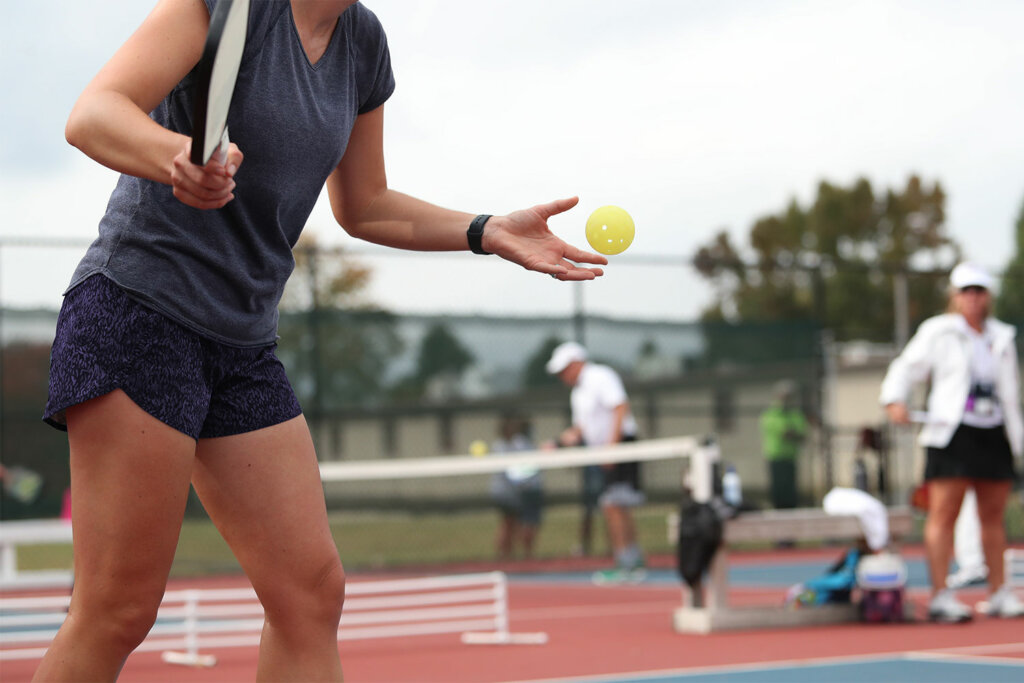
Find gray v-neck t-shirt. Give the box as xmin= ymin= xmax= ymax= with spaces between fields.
xmin=68 ymin=0 xmax=395 ymax=346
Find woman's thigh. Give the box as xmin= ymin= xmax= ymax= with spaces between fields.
xmin=192 ymin=415 xmax=341 ymax=600
xmin=65 ymin=390 xmax=197 ymax=607
xmin=971 ymin=479 xmax=1012 ymax=525
xmin=927 ymin=478 xmax=970 ymax=526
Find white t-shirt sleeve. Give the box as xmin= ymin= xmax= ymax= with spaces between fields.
xmin=593 ymin=366 xmax=628 ymax=407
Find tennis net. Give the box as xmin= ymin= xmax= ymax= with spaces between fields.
xmin=317 ymin=436 xmax=716 ymax=571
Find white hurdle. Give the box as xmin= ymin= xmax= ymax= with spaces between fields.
xmin=0 ymin=520 xmax=74 ymax=590
xmin=0 ymin=571 xmax=546 ymax=665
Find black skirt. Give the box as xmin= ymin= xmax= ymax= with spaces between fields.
xmin=924 ymin=424 xmax=1017 ymax=482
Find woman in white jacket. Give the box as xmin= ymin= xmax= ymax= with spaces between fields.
xmin=881 ymin=262 xmax=1022 ymax=622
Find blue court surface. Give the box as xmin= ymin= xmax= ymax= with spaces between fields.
xmin=505 ymin=556 xmax=1024 ymax=683
xmin=511 ymin=557 xmax=932 ymax=589
xmin=548 ymin=656 xmax=1024 ymax=683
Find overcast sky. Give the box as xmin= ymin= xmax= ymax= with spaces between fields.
xmin=2 ymin=0 xmax=1023 ymax=321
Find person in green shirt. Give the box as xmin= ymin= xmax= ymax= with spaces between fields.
xmin=760 ymin=381 xmax=808 ymax=509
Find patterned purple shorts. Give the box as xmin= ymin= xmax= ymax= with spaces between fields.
xmin=44 ymin=275 xmax=302 ymax=440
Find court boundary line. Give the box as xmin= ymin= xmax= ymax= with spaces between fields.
xmin=908 ymin=652 xmax=1024 ymax=667
xmin=501 ymin=640 xmax=1024 ymax=683
xmin=906 ymin=640 xmax=1024 ymax=667
xmin=910 ymin=640 xmax=1024 ymax=656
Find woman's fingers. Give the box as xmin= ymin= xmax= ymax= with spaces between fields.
xmin=491 ymin=200 xmax=608 ymax=279
xmin=536 ymin=256 xmax=604 ymax=281
xmin=533 ymin=196 xmax=580 ymax=220
xmin=552 ymin=265 xmax=604 ymax=281
xmin=170 ymin=144 xmax=239 ymax=209
xmin=885 ymin=403 xmax=910 ymax=424
xmin=561 ymin=243 xmax=607 ymax=267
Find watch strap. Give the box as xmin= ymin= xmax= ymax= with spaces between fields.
xmin=467 ymin=214 xmax=492 ymax=255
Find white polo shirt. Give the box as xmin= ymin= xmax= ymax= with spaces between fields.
xmin=571 ymin=363 xmax=638 ymax=447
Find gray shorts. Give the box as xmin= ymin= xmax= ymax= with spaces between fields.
xmin=599 ymin=481 xmax=646 ymax=508
xmin=44 ymin=275 xmax=302 ymax=440
xmin=491 ymin=473 xmax=543 ymax=525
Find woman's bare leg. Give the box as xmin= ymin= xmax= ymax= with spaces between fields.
xmin=192 ymin=415 xmax=344 ymax=682
xmin=972 ymin=479 xmax=1012 ymax=591
xmin=925 ymin=478 xmax=968 ymax=595
xmin=602 ymin=505 xmax=638 ymax=560
xmin=33 ymin=391 xmax=196 ymax=681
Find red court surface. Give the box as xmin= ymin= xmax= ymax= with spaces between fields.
xmin=3 ymin=548 xmax=1023 ymax=683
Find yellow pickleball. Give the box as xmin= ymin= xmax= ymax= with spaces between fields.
xmin=585 ymin=205 xmax=635 ymax=255
xmin=469 ymin=440 xmax=489 ymax=457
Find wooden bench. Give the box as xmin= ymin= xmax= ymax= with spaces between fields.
xmin=0 ymin=519 xmax=74 ymax=590
xmin=673 ymin=506 xmax=915 ymax=633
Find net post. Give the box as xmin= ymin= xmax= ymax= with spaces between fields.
xmin=686 ymin=436 xmax=720 ymax=503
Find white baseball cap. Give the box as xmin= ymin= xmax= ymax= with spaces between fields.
xmin=546 ymin=341 xmax=588 ymax=374
xmin=950 ymin=262 xmax=994 ymax=291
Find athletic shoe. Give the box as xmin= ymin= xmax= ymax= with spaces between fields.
xmin=627 ymin=567 xmax=648 ymax=584
xmin=928 ymin=589 xmax=973 ymax=623
xmin=591 ymin=569 xmax=629 ymax=585
xmin=981 ymin=586 xmax=1024 ymax=618
xmin=946 ymin=566 xmax=988 ymax=589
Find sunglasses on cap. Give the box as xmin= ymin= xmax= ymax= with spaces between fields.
xmin=959 ymin=285 xmax=988 ymax=294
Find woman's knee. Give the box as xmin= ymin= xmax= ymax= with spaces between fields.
xmin=973 ymin=481 xmax=1011 ymax=524
xmin=261 ymin=557 xmax=346 ymax=630
xmin=313 ymin=558 xmax=347 ymax=622
xmin=927 ymin=480 xmax=968 ymax=526
xmin=926 ymin=502 xmax=962 ymax=530
xmin=70 ymin=589 xmax=163 ymax=653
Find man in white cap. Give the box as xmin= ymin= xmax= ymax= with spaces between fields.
xmin=547 ymin=341 xmax=645 ymax=583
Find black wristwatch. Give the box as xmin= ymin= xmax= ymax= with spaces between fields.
xmin=467 ymin=214 xmax=492 ymax=255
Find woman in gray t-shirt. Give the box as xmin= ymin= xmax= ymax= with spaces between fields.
xmin=37 ymin=1 xmax=607 ymax=680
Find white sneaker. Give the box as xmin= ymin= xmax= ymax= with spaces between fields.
xmin=946 ymin=566 xmax=988 ymax=589
xmin=982 ymin=586 xmax=1024 ymax=618
xmin=591 ymin=568 xmax=629 ymax=585
xmin=928 ymin=589 xmax=973 ymax=623
xmin=627 ymin=567 xmax=648 ymax=584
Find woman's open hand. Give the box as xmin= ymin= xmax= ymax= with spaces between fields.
xmin=483 ymin=197 xmax=607 ymax=280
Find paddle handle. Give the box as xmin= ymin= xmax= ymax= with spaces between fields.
xmin=214 ymin=125 xmax=230 ymax=165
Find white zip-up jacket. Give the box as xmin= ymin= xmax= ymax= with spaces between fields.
xmin=880 ymin=313 xmax=1023 ymax=457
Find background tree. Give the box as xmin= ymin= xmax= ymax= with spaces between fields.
xmin=391 ymin=323 xmax=475 ymax=401
xmin=521 ymin=336 xmax=565 ymax=390
xmin=633 ymin=339 xmax=683 ymax=381
xmin=277 ymin=232 xmax=402 ymax=410
xmin=281 ymin=233 xmax=375 ymax=311
xmin=996 ymin=195 xmax=1024 ymax=325
xmin=694 ymin=175 xmax=960 ymax=342
xmin=416 ymin=323 xmax=474 ymax=379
